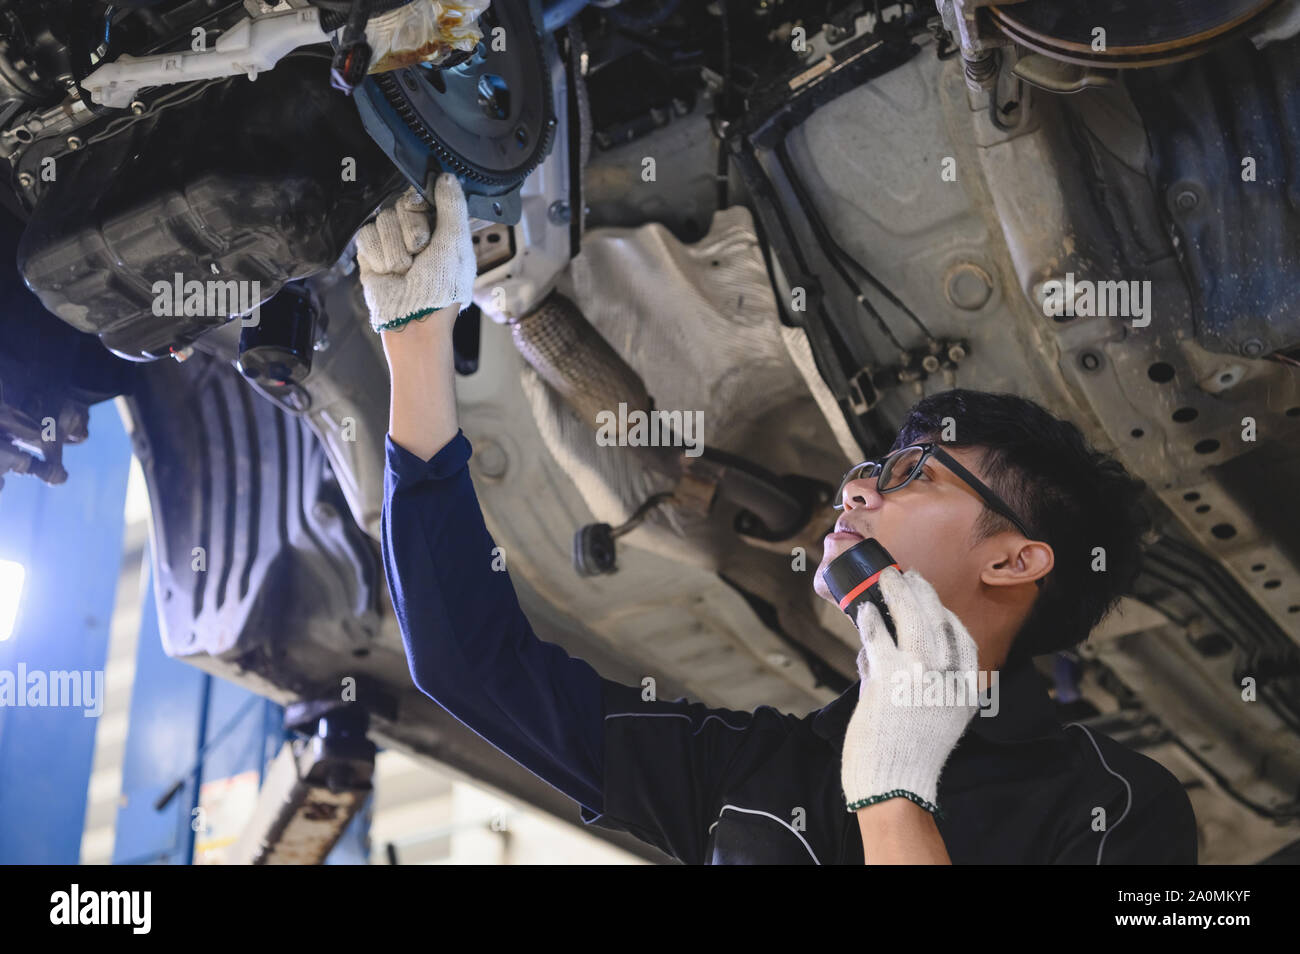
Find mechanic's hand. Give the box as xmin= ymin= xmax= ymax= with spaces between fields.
xmin=356 ymin=173 xmax=476 ymax=333
xmin=840 ymin=567 xmax=981 ymax=816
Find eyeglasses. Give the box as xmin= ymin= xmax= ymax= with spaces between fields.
xmin=833 ymin=442 xmax=1040 ymax=542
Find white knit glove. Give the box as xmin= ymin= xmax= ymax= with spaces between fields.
xmin=840 ymin=567 xmax=981 ymax=817
xmin=356 ymin=174 xmax=476 ymax=333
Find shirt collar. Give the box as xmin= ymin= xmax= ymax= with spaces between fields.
xmin=810 ymin=660 xmax=1061 ymax=744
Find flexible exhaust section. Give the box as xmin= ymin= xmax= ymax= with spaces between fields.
xmin=510 ymin=290 xmax=808 ymax=539
xmin=510 ymin=290 xmax=653 ymax=440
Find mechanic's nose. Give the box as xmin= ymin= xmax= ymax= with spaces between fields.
xmin=840 ymin=473 xmax=884 ymax=512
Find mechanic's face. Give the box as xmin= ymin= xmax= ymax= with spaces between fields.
xmin=813 ymin=443 xmax=1021 ymax=627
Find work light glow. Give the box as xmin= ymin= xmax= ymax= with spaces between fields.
xmin=0 ymin=559 xmax=25 ymax=641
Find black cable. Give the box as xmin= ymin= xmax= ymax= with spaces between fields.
xmin=610 ymin=491 xmax=675 ymax=538
xmin=989 ymin=66 xmax=1027 ymax=132
xmin=838 ymin=240 xmax=934 ymax=342
xmin=734 ymin=139 xmax=897 ymax=452
xmin=775 ymin=139 xmax=934 ymax=343
xmin=715 ymin=0 xmax=732 ymax=208
xmin=930 ymin=18 xmax=960 ymax=60
xmin=716 ymin=135 xmax=729 ymax=209
xmin=735 ymin=141 xmax=861 ymax=374
xmin=774 ymin=139 xmax=908 ymax=352
xmin=316 ymin=0 xmax=413 ymax=33
xmin=342 ymin=0 xmax=372 ymax=46
xmin=68 ymin=0 xmax=112 ymax=117
xmin=102 ymin=4 xmax=115 ymax=50
xmin=719 ymin=0 xmax=732 ymax=110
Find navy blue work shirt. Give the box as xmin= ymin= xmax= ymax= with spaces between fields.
xmin=381 ymin=430 xmax=1198 ymax=865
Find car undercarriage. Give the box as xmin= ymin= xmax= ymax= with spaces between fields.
xmin=1 ymin=0 xmax=1298 ymax=864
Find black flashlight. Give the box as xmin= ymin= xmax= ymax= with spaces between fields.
xmin=821 ymin=538 xmax=899 ymax=643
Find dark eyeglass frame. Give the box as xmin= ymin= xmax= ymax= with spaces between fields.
xmin=833 ymin=442 xmax=1041 ymax=543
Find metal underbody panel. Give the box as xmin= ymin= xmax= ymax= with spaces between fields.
xmin=465 ymin=216 xmax=853 ymax=715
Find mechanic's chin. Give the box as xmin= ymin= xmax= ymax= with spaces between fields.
xmin=813 ymin=528 xmax=868 ymax=604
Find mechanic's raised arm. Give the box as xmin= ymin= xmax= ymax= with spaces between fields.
xmin=364 ymin=175 xmax=606 ymax=812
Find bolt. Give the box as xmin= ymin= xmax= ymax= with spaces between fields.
xmin=66 ymin=135 xmax=83 ymax=150
xmin=16 ymin=172 xmax=33 ymax=187
xmin=129 ymin=100 xmax=146 ymax=115
xmin=947 ymin=343 xmax=967 ymax=362
xmin=1241 ymin=338 xmax=1265 ymax=358
xmin=921 ymin=354 xmax=941 ymax=373
xmin=1079 ymin=351 xmax=1102 ymax=372
xmin=547 ymin=200 xmax=571 ymax=225
xmin=1174 ymin=189 xmax=1198 ymax=212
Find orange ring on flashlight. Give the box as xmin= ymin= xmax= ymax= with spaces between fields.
xmin=836 ymin=564 xmax=898 ymax=612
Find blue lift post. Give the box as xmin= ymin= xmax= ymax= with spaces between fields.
xmin=113 ymin=559 xmax=289 ymax=865
xmin=114 ymin=556 xmax=372 ymax=865
xmin=0 ymin=396 xmax=372 ymax=864
xmin=0 ymin=400 xmax=131 ymax=864
xmin=113 ymin=561 xmax=221 ymax=865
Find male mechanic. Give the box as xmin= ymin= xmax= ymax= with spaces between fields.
xmin=362 ymin=174 xmax=1198 ymax=864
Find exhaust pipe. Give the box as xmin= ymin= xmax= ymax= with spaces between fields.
xmin=510 ymin=291 xmax=811 ymax=547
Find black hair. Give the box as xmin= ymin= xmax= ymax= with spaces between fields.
xmin=891 ymin=389 xmax=1149 ymax=661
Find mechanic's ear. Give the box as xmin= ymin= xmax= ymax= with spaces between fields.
xmin=981 ymin=538 xmax=1053 ymax=589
